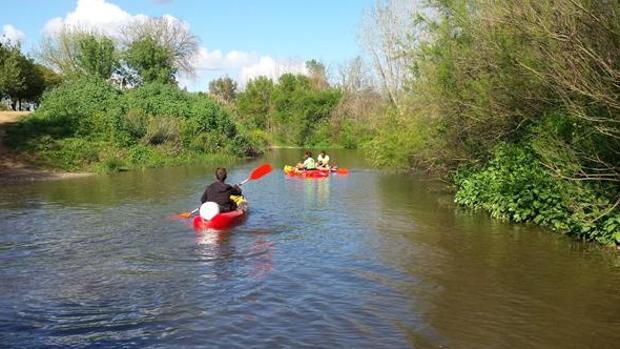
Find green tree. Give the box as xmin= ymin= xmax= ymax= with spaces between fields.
xmin=76 ymin=34 xmax=117 ymax=79
xmin=270 ymin=73 xmax=341 ymax=145
xmin=37 ymin=64 xmax=63 ymax=88
xmin=305 ymin=59 xmax=328 ymax=90
xmin=208 ymin=76 xmax=237 ymax=104
xmin=0 ymin=42 xmax=25 ymax=103
xmin=236 ymin=76 xmax=274 ymax=130
xmin=40 ymin=28 xmax=116 ymax=78
xmin=125 ymin=37 xmax=176 ymax=85
xmin=0 ymin=42 xmax=43 ymax=110
xmin=120 ymin=16 xmax=199 ymax=77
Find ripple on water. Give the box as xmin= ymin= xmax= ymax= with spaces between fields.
xmin=1 ymin=155 xmax=620 ymax=348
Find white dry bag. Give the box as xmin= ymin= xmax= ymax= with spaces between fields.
xmin=199 ymin=202 xmax=220 ymax=220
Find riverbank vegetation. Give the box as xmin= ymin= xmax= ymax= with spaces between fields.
xmin=2 ymin=1 xmax=618 ymax=244
xmin=358 ymin=0 xmax=620 ymax=245
xmin=2 ymin=18 xmax=266 ymax=172
xmin=213 ymin=57 xmax=378 ymax=149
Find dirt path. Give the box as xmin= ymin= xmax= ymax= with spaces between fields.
xmin=0 ymin=111 xmax=92 ymax=182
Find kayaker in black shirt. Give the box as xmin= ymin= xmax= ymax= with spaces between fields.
xmin=201 ymin=168 xmax=242 ymax=212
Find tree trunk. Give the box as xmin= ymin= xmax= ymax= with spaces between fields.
xmin=11 ymin=100 xmax=16 ymax=111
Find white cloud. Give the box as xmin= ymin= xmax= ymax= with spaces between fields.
xmin=193 ymin=47 xmax=256 ymax=71
xmin=1 ymin=24 xmax=25 ymax=44
xmin=240 ymin=56 xmax=308 ymax=85
xmin=42 ymin=0 xmax=147 ymax=37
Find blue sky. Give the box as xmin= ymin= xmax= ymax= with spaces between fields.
xmin=0 ymin=0 xmax=375 ymax=90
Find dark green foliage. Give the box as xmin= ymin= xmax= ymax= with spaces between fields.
xmin=35 ymin=138 xmax=103 ymax=171
xmin=124 ymin=82 xmax=189 ymax=117
xmin=363 ymin=0 xmax=620 ymax=245
xmin=76 ymin=34 xmax=117 ymax=79
xmin=188 ymin=95 xmax=236 ymax=137
xmin=34 ymin=76 xmax=124 ymax=138
xmin=0 ymin=42 xmax=26 ymax=101
xmin=6 ymin=78 xmax=265 ymax=172
xmin=125 ymin=37 xmax=176 ymax=84
xmin=235 ymin=73 xmax=342 ymax=146
xmin=236 ymin=76 xmax=274 ymax=130
xmin=455 ymin=144 xmax=620 ymax=245
xmin=0 ymin=42 xmax=53 ymax=108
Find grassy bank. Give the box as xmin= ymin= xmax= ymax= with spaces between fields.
xmin=4 ymin=77 xmax=268 ymax=174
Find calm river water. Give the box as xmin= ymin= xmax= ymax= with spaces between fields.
xmin=1 ymin=149 xmax=619 ymax=348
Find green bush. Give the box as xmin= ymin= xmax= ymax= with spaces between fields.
xmin=98 ymin=155 xmax=127 ymax=173
xmin=455 ymin=143 xmax=620 ymax=245
xmin=122 ymin=109 xmax=149 ymax=140
xmin=39 ymin=138 xmax=102 ymax=170
xmin=36 ymin=76 xmax=124 ymax=133
xmin=124 ymin=83 xmax=190 ymax=118
xmin=363 ymin=110 xmax=431 ymax=169
xmin=127 ymin=144 xmax=154 ymax=164
xmin=243 ymin=129 xmax=271 ymax=150
xmin=6 ymin=115 xmax=74 ymax=149
xmin=304 ymin=120 xmax=332 ymax=148
xmin=236 ymin=73 xmax=342 ymax=147
xmin=180 ymin=95 xmax=238 ymax=148
xmin=189 ymin=95 xmax=236 ymax=136
xmin=228 ymin=133 xmax=264 ymax=157
xmin=143 ymin=116 xmax=179 ymax=145
xmin=188 ymin=132 xmax=226 ymax=153
xmin=6 ymin=78 xmax=261 ymax=173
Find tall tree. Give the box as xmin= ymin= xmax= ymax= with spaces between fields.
xmin=0 ymin=42 xmax=55 ymax=110
xmin=360 ymin=0 xmax=422 ymax=112
xmin=39 ymin=27 xmax=117 ymax=79
xmin=236 ymin=76 xmax=274 ymax=130
xmin=305 ymin=59 xmax=328 ymax=90
xmin=0 ymin=42 xmax=27 ymax=109
xmin=125 ymin=37 xmax=176 ymax=84
xmin=208 ymin=76 xmax=237 ymax=104
xmin=337 ymin=56 xmax=374 ymax=93
xmin=76 ymin=35 xmax=117 ymax=79
xmin=121 ymin=16 xmax=199 ymax=77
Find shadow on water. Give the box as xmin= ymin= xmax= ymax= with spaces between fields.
xmin=373 ymin=173 xmax=620 ymax=348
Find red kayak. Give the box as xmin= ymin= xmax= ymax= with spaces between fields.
xmin=283 ymin=165 xmax=329 ymax=178
xmin=192 ymin=207 xmax=247 ymax=230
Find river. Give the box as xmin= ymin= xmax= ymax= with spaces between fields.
xmin=1 ymin=149 xmax=619 ymax=348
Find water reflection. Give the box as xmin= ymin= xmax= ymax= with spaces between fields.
xmin=194 ymin=229 xmax=232 ymax=247
xmin=249 ymin=238 xmax=274 ymax=281
xmin=373 ymin=173 xmax=620 ymax=348
xmin=194 ymin=229 xmax=275 ymax=283
xmin=284 ymin=176 xmax=332 ymax=210
xmin=1 ymin=149 xmax=619 ymax=348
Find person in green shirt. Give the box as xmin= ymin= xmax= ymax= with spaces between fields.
xmin=296 ymin=151 xmax=317 ymax=170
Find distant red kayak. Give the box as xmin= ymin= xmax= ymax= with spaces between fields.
xmin=192 ymin=207 xmax=247 ymax=230
xmin=283 ymin=165 xmax=329 ymax=178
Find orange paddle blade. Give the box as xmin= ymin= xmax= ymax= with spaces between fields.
xmin=177 ymin=212 xmax=193 ymax=219
xmin=335 ymin=168 xmax=349 ymax=174
xmin=249 ymin=163 xmax=273 ymax=180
